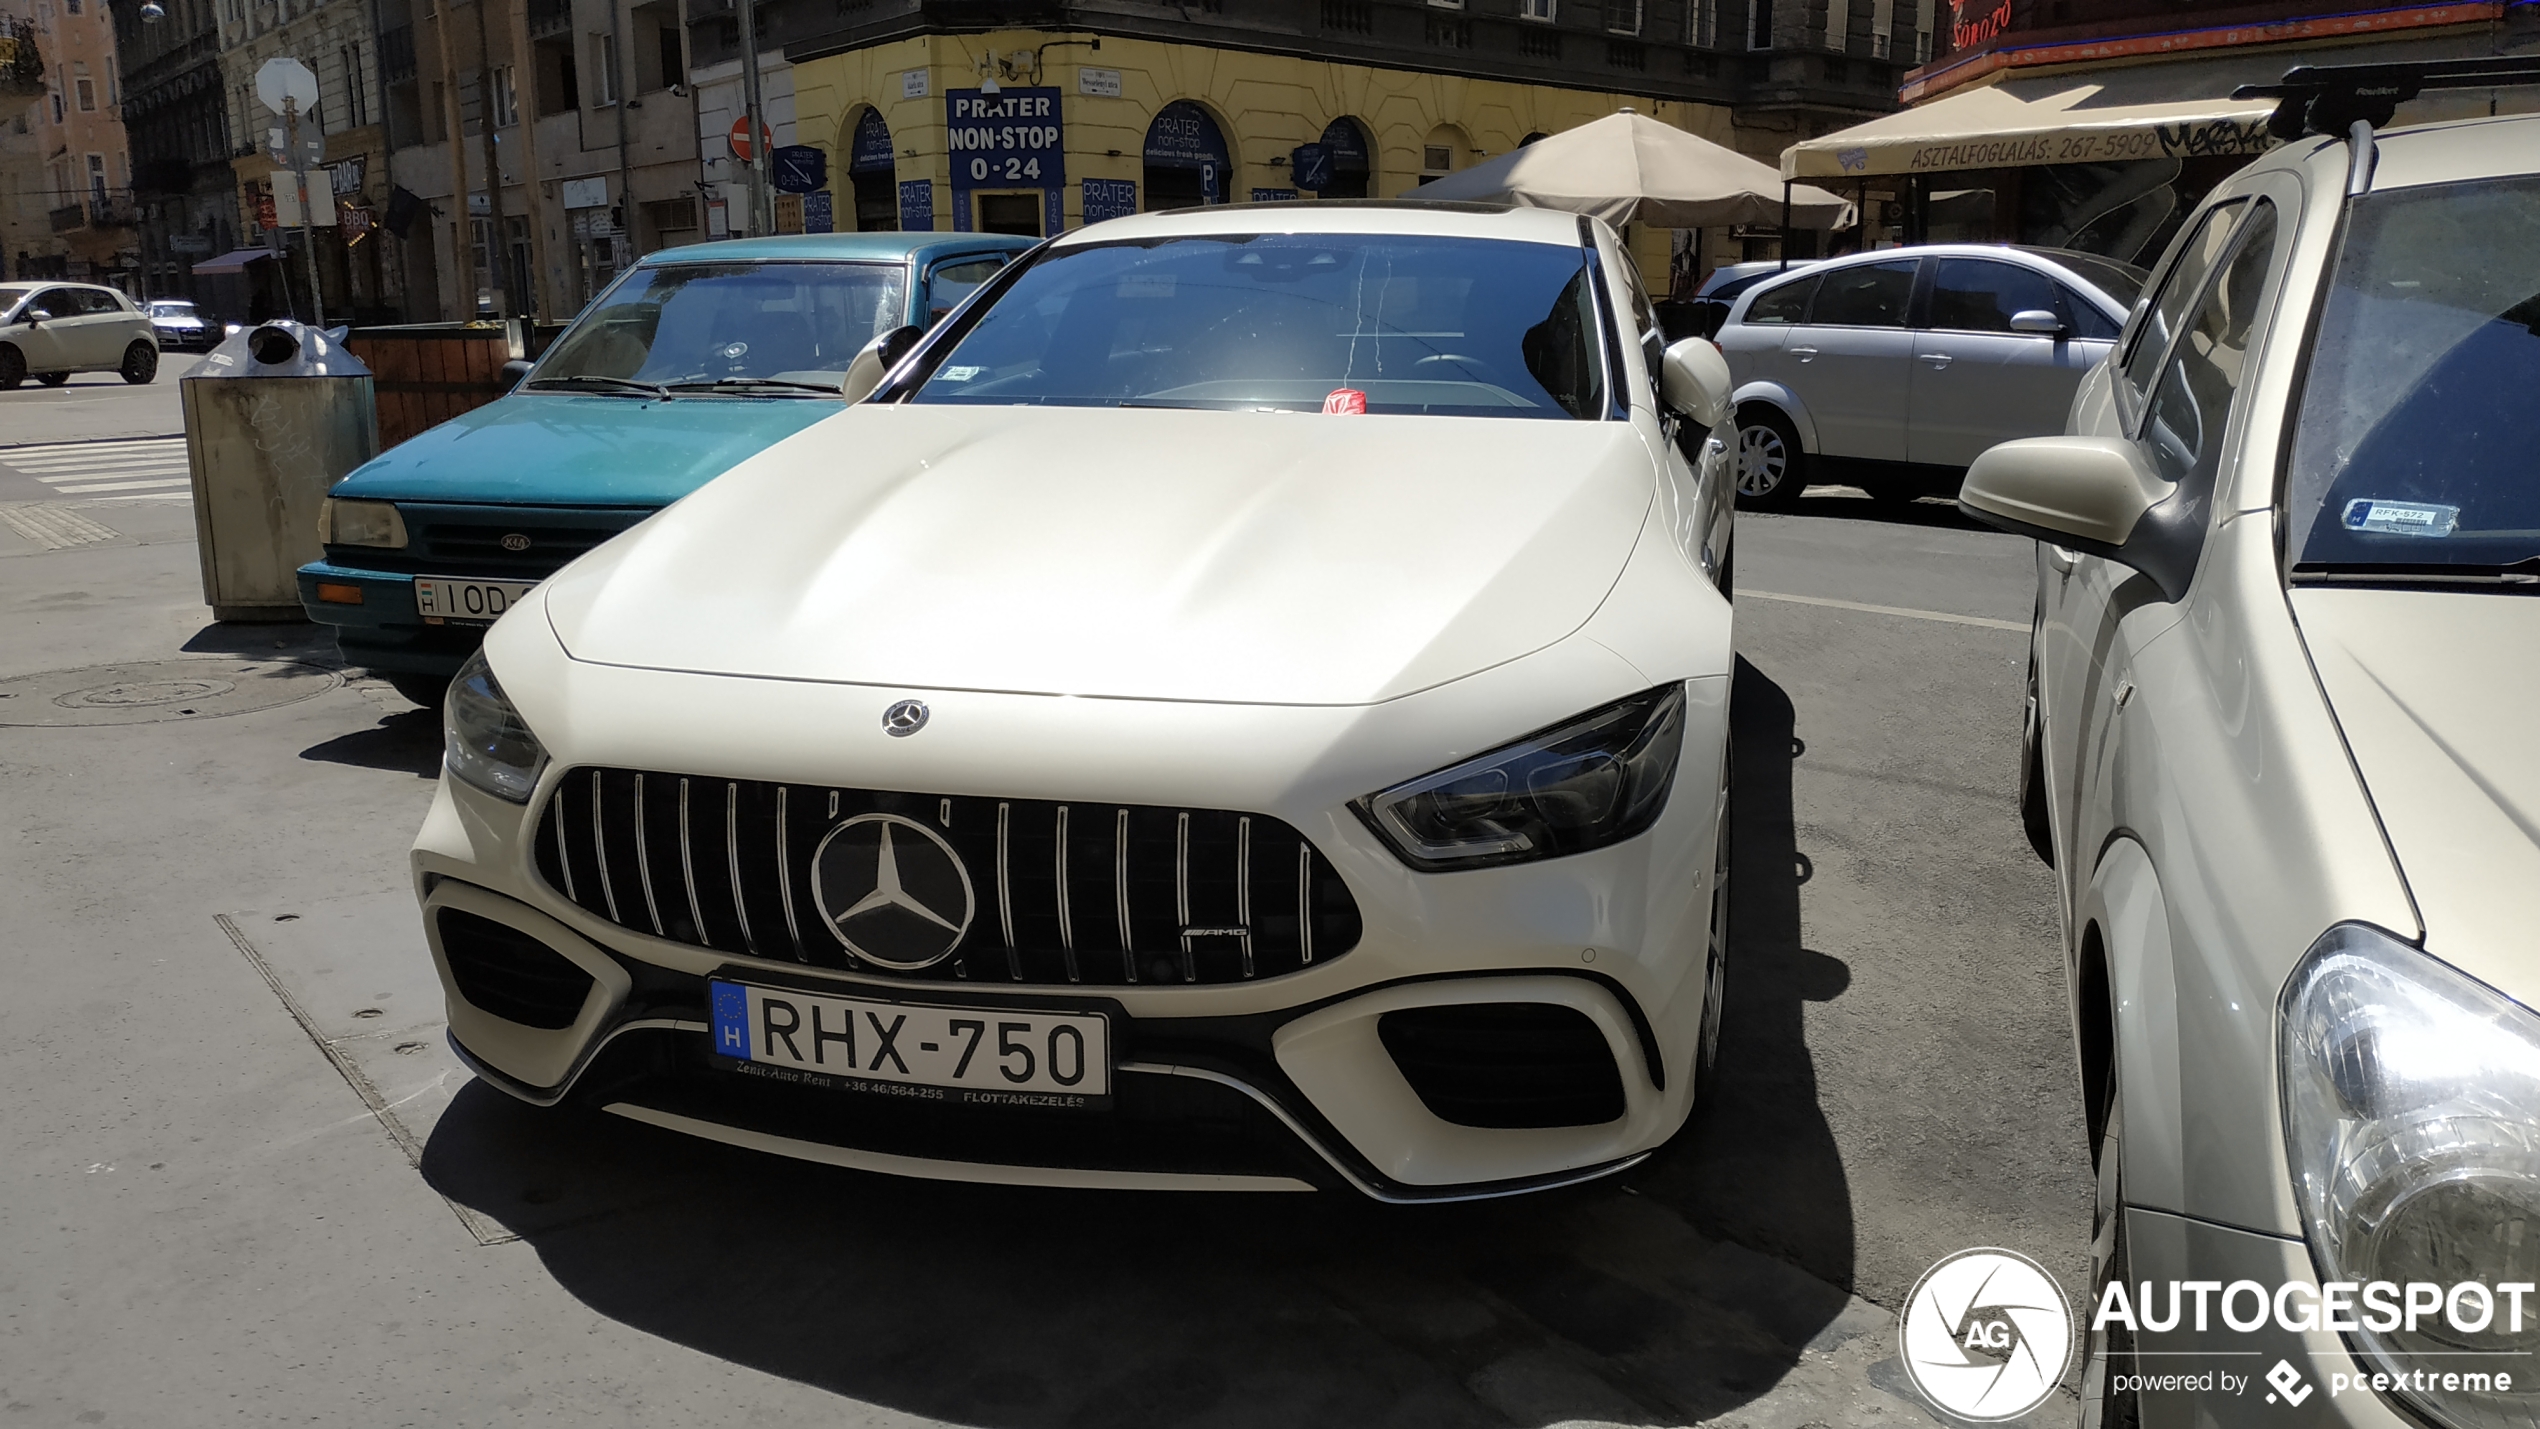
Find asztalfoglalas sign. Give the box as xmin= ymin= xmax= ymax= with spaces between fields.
xmin=946 ymin=88 xmax=1064 ymax=236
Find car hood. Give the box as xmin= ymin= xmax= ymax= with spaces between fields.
xmin=542 ymin=404 xmax=1655 ymax=706
xmin=2296 ymin=588 xmax=2540 ymax=999
xmin=332 ymin=392 xmax=841 ymax=507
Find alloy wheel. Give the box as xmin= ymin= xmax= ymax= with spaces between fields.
xmin=2081 ymin=1073 xmax=2139 ymax=1429
xmin=121 ymin=341 xmax=159 ymax=386
xmin=1734 ymin=422 xmax=1789 ymax=498
xmin=1696 ymin=751 xmax=1732 ymax=1089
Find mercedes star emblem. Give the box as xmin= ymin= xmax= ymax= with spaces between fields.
xmin=500 ymin=533 xmax=531 ymax=552
xmin=808 ymin=813 xmax=976 ymax=969
xmin=882 ymin=699 xmax=929 ymax=737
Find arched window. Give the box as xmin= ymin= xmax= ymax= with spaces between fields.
xmin=846 ymin=107 xmax=896 ymax=231
xmin=1143 ymin=101 xmax=1230 ymax=210
xmin=1318 ymin=116 xmax=1371 ymax=199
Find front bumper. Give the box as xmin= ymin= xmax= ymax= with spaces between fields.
xmin=2121 ymin=1209 xmax=2451 ymax=1429
xmin=297 ymin=561 xmax=485 ymax=677
xmin=411 ymin=626 xmax=1731 ymax=1198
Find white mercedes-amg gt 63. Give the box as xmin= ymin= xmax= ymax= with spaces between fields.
xmin=415 ymin=201 xmax=1742 ymax=1200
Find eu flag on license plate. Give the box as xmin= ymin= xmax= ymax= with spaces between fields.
xmin=709 ymin=981 xmax=751 ymax=1058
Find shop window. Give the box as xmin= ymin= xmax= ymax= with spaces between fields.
xmin=975 ymin=193 xmax=1039 ymax=236
xmin=848 ymin=107 xmax=897 ymax=230
xmin=1143 ymin=100 xmax=1230 ymax=210
xmin=1317 ymin=116 xmax=1370 ymax=200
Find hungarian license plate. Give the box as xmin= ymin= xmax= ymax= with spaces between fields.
xmin=414 ymin=576 xmax=535 ymax=624
xmin=708 ymin=980 xmax=1110 ymax=1108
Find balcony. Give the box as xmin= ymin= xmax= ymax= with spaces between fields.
xmin=48 ymin=194 xmax=142 ymax=232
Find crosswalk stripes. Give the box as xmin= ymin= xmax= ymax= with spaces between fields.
xmin=0 ymin=438 xmax=192 ymax=499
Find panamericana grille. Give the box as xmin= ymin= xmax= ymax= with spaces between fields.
xmin=532 ymin=768 xmax=1364 ymax=986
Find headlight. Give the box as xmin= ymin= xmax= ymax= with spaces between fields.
xmin=1355 ymin=684 xmax=1686 ymax=870
xmin=2282 ymin=924 xmax=2540 ymax=1429
xmin=319 ymin=497 xmax=408 ymax=549
xmin=443 ymin=650 xmax=549 ymax=803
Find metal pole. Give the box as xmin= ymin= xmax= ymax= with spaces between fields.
xmin=288 ymin=97 xmax=324 ymax=323
xmin=504 ymin=0 xmax=553 ymax=319
xmin=609 ymin=0 xmax=634 ymax=262
xmin=470 ymin=0 xmax=516 ymax=315
xmin=736 ymin=0 xmax=767 ymax=234
xmin=431 ymin=0 xmax=473 ymax=318
xmin=1778 ymin=179 xmax=1792 ymax=271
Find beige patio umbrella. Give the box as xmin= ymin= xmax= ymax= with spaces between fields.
xmin=1407 ymin=111 xmax=1854 ymax=229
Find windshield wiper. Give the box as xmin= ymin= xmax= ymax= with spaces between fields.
xmin=663 ymin=377 xmax=841 ymax=396
xmin=522 ymin=375 xmax=668 ymax=398
xmin=2292 ymin=555 xmax=2540 ymax=587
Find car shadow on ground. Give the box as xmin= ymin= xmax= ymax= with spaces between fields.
xmin=414 ymin=657 xmax=1859 ymax=1426
xmin=299 ymin=705 xmax=441 ymax=777
xmin=180 ymin=619 xmax=339 ymax=663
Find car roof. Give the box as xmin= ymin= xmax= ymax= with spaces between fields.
xmin=1733 ymin=242 xmax=2138 ymax=307
xmin=1049 ymin=200 xmax=1588 ymax=249
xmin=2267 ymin=110 xmax=2540 ymax=193
xmin=636 ymin=233 xmax=1037 ymax=266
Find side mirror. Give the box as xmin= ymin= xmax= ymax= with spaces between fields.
xmin=499 ymin=358 xmax=534 ymax=389
xmin=1658 ymin=337 xmax=1733 ymax=428
xmin=839 ymin=324 xmax=927 ymax=404
xmin=1959 ymin=436 xmax=2195 ymax=599
xmin=22 ymin=307 xmax=49 ymax=326
xmin=2008 ymin=309 xmax=2064 ymax=336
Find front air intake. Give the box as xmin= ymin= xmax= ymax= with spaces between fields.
xmin=436 ymin=908 xmax=594 ymax=1029
xmin=1378 ymin=1003 xmax=1627 ymax=1129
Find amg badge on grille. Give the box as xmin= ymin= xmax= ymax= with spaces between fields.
xmin=882 ymin=699 xmax=929 ymax=737
xmin=809 ymin=814 xmax=976 ymax=969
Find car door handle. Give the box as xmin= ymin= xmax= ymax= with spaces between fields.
xmin=1790 ymin=346 xmax=1818 ymax=362
xmin=1920 ymin=353 xmax=1953 ymax=368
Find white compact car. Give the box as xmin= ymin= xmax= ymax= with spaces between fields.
xmin=415 ymin=202 xmax=1745 ymax=1200
xmin=0 ymin=281 xmax=159 ymax=388
xmin=1961 ymin=61 xmax=2540 ymax=1429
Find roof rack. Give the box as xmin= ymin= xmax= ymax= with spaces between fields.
xmin=2233 ymin=55 xmax=2540 ymax=140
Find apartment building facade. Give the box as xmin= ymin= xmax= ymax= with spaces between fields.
xmin=3 ymin=0 xmax=136 ymax=284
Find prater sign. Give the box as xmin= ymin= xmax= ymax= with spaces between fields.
xmin=946 ymin=87 xmax=1065 ymax=235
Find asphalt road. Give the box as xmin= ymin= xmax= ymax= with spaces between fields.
xmin=0 ymin=478 xmax=2086 ymax=1425
xmin=0 ymin=352 xmax=205 ymax=450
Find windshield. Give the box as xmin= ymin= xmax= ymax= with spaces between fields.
xmin=149 ymin=301 xmax=198 ymax=316
xmin=530 ymin=260 xmax=908 ymax=394
xmin=2287 ymin=175 xmax=2540 ymax=574
xmin=2031 ymin=249 xmax=2148 ymax=312
xmin=909 ymin=233 xmax=1609 ymax=419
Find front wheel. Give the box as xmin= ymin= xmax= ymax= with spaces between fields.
xmin=1692 ymin=749 xmax=1732 ymax=1105
xmin=2082 ymin=1073 xmax=2139 ymax=1429
xmin=121 ymin=341 xmax=159 ymax=385
xmin=384 ymin=671 xmax=452 ymax=710
xmin=36 ymin=370 xmax=69 ymax=387
xmin=1731 ymin=407 xmax=1807 ymax=512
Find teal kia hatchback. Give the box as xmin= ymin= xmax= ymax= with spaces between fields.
xmin=298 ymin=232 xmax=1034 ymax=703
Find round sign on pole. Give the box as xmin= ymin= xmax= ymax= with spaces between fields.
xmin=728 ymin=116 xmax=775 ymax=162
xmin=256 ymin=56 xmax=320 ymax=116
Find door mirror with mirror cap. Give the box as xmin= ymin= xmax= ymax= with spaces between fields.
xmin=2008 ymin=309 xmax=2064 ymax=335
xmin=1659 ymin=337 xmax=1733 ymax=428
xmin=22 ymin=308 xmax=49 ymax=326
xmin=1959 ymin=435 xmax=2200 ymax=600
xmin=839 ymin=324 xmax=926 ymax=404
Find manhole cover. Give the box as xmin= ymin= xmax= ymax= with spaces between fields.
xmin=0 ymin=658 xmax=341 ymax=726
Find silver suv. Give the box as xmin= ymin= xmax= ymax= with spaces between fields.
xmin=1717 ymin=244 xmax=2145 ymax=508
xmin=1960 ymin=56 xmax=2540 ymax=1429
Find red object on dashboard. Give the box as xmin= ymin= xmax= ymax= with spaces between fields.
xmin=1322 ymin=388 xmax=1368 ymax=415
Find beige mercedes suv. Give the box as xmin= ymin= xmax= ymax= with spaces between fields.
xmin=1960 ymin=58 xmax=2540 ymax=1429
